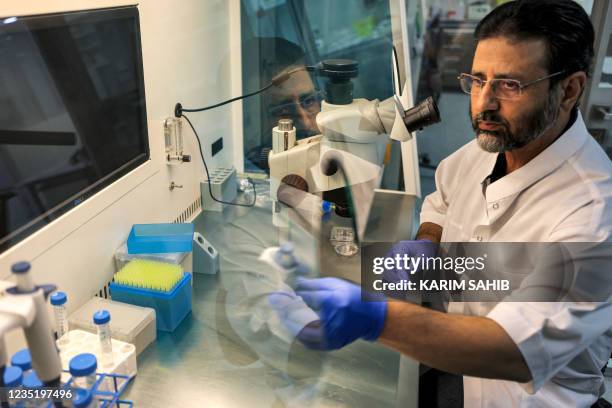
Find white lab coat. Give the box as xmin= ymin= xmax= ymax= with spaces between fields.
xmin=420 ymin=112 xmax=612 ymax=407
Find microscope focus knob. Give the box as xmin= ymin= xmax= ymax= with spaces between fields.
xmin=280 ymin=174 xmax=309 ymax=192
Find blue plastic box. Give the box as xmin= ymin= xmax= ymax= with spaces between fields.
xmin=127 ymin=223 xmax=194 ymax=254
xmin=110 ymin=272 xmax=192 ymax=332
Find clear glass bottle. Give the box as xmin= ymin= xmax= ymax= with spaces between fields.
xmin=68 ymin=353 xmax=98 ymax=391
xmin=93 ymin=310 xmax=113 ymax=367
xmin=3 ymin=365 xmax=23 ymax=407
xmin=50 ymin=291 xmax=69 ymax=346
xmin=22 ymin=370 xmax=46 ymax=408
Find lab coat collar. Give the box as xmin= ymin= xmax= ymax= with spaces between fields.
xmin=482 ymin=111 xmax=589 ymax=203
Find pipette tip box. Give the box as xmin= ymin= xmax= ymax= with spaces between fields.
xmin=115 ymin=241 xmax=192 ymax=276
xmin=109 ymin=272 xmax=192 ymax=332
xmin=127 ymin=223 xmax=194 ymax=254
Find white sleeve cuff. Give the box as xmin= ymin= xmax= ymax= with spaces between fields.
xmin=487 ymin=303 xmax=553 ymax=394
xmin=419 ymin=210 xmax=446 ymax=228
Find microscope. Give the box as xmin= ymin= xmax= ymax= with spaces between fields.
xmin=267 ymin=59 xmax=440 ymax=222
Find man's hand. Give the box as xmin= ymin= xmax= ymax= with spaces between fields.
xmin=294 ymin=277 xmax=388 ymax=350
xmin=275 ymin=279 xmax=530 ymax=381
xmin=416 ymin=222 xmax=443 ymax=243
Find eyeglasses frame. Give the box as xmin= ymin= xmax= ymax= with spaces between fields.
xmin=457 ymin=71 xmax=565 ymax=100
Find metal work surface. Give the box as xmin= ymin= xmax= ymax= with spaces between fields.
xmin=122 ymin=273 xmax=399 ymax=407
xmin=123 ymin=189 xmax=405 ymax=407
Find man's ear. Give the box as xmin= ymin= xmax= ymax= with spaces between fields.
xmin=559 ymin=71 xmax=587 ymax=113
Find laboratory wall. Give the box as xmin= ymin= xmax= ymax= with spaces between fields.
xmin=0 ymin=0 xmax=241 ymax=342
xmin=413 ymin=0 xmax=597 ymax=200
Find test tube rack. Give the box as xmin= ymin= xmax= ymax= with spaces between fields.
xmin=22 ymin=370 xmax=133 ymax=407
xmin=200 ymin=166 xmax=237 ymax=211
xmin=62 ymin=370 xmax=134 ymax=407
xmin=58 ymin=329 xmax=137 ymax=386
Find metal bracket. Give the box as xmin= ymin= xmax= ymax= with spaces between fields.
xmin=597 ymin=106 xmax=612 ymax=121
xmin=169 ymin=181 xmax=183 ymax=191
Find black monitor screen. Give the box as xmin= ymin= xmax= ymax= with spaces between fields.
xmin=0 ymin=6 xmax=150 ymax=252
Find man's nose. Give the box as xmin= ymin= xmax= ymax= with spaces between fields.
xmin=297 ymin=105 xmax=319 ymax=133
xmin=473 ymin=82 xmax=500 ymax=113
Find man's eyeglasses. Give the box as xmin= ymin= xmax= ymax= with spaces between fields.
xmin=268 ymin=91 xmax=324 ymax=117
xmin=457 ymin=71 xmax=565 ymax=100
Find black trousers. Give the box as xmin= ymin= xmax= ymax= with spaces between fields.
xmin=419 ymin=368 xmax=463 ymax=408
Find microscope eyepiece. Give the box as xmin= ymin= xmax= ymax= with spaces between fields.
xmin=402 ymin=96 xmax=441 ymax=133
xmin=318 ymin=59 xmax=359 ymax=105
xmin=319 ymin=59 xmax=359 ymax=82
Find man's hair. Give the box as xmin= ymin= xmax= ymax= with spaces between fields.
xmin=242 ymin=37 xmax=306 ymax=84
xmin=475 ymin=0 xmax=594 ymax=85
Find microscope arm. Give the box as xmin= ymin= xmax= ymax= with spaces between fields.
xmin=364 ymin=95 xmax=426 ymax=141
xmin=375 ymin=97 xmax=398 ymax=135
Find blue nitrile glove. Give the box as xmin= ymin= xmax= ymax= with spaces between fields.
xmin=382 ymin=239 xmax=437 ymax=285
xmin=294 ymin=277 xmax=388 ymax=350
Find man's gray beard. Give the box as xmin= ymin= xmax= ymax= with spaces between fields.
xmin=477 ymin=133 xmax=508 ymax=153
xmin=475 ymin=86 xmax=563 ymax=153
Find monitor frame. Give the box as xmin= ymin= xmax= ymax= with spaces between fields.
xmin=0 ymin=5 xmax=151 ymax=253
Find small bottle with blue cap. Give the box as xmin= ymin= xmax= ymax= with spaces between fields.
xmin=69 ymin=353 xmax=98 ymax=392
xmin=72 ymin=389 xmax=95 ymax=408
xmin=23 ymin=371 xmax=47 ymax=407
xmin=272 ymin=242 xmax=310 ymax=288
xmin=11 ymin=349 xmax=32 ymax=376
xmin=93 ymin=310 xmax=113 ymax=367
xmin=273 ymin=242 xmax=298 ymax=270
xmin=50 ymin=291 xmax=69 ymax=346
xmin=3 ymin=365 xmax=23 ymax=406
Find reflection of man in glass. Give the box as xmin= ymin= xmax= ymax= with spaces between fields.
xmin=243 ymin=37 xmax=322 ymax=171
xmin=265 ymin=68 xmax=321 ymax=139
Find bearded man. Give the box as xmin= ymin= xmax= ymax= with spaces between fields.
xmin=290 ymin=1 xmax=612 ymax=407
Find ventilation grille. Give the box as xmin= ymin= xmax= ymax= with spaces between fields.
xmin=95 ymin=196 xmax=202 ymax=299
xmin=173 ymin=196 xmax=202 ymax=223
xmin=97 ymin=280 xmax=112 ymax=299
